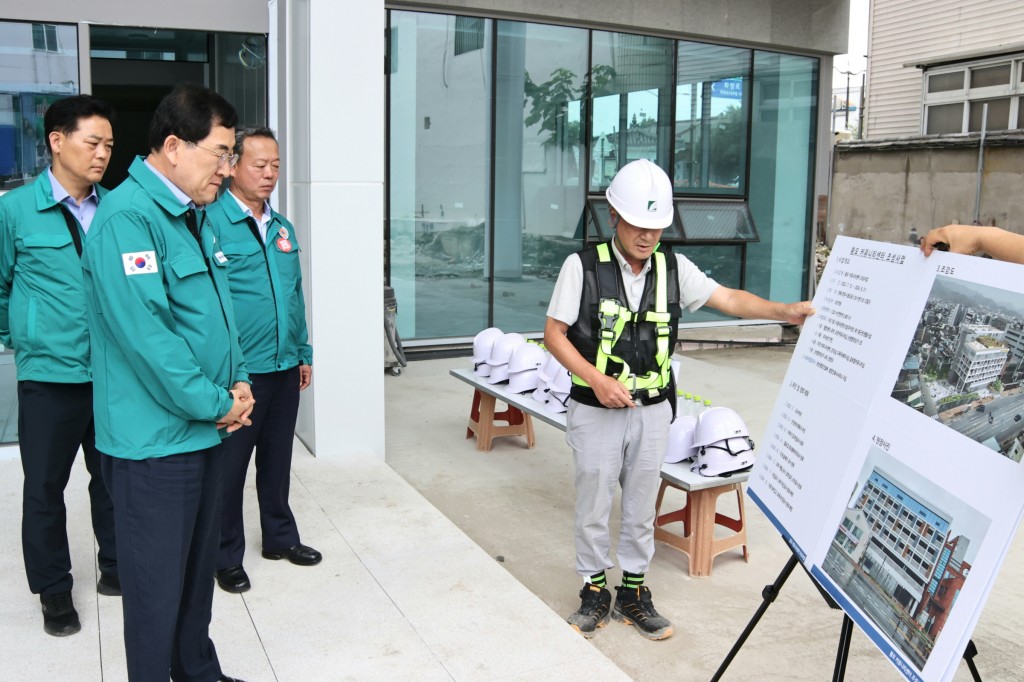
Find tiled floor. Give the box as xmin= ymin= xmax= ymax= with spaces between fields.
xmin=1 ymin=345 xmax=1022 ymax=681
xmin=0 ymin=449 xmax=624 ymax=681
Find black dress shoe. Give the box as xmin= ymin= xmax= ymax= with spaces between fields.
xmin=41 ymin=591 xmax=81 ymax=637
xmin=261 ymin=543 xmax=322 ymax=566
xmin=215 ymin=565 xmax=251 ymax=593
xmin=97 ymin=572 xmax=121 ymax=596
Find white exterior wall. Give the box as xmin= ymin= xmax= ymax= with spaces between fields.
xmin=866 ymin=0 xmax=1024 ymax=138
xmin=278 ymin=0 xmax=386 ymax=459
xmin=402 ymin=0 xmax=850 ymax=55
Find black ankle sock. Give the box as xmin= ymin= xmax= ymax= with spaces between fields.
xmin=587 ymin=571 xmax=607 ymax=589
xmin=622 ymin=571 xmax=644 ymax=589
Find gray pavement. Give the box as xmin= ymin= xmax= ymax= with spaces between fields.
xmin=387 ymin=345 xmax=1024 ymax=681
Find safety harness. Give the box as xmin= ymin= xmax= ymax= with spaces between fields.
xmin=569 ymin=242 xmax=677 ymax=405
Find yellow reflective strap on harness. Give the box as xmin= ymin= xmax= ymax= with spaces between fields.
xmin=573 ymin=245 xmax=672 ymax=393
xmin=623 ymin=251 xmax=671 ymax=392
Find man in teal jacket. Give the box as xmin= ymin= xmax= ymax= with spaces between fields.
xmin=207 ymin=127 xmax=319 ymax=595
xmin=82 ymin=84 xmax=252 ymax=682
xmin=0 ymin=95 xmax=118 ymax=637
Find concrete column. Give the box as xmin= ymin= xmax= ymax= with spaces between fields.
xmin=278 ymin=0 xmax=386 ymax=459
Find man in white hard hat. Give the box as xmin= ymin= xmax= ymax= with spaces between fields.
xmin=544 ymin=158 xmax=814 ymax=641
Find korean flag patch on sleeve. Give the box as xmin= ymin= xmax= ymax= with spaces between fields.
xmin=122 ymin=251 xmax=159 ymax=276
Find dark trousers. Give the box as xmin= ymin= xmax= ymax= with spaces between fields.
xmin=18 ymin=380 xmax=116 ymax=596
xmin=102 ymin=447 xmax=224 ymax=682
xmin=219 ymin=366 xmax=301 ymax=569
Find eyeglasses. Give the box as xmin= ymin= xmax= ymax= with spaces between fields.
xmin=188 ymin=142 xmax=239 ymax=168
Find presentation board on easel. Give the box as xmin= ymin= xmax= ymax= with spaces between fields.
xmin=749 ymin=236 xmax=1024 ymax=682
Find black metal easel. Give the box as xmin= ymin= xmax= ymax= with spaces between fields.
xmin=711 ymin=552 xmax=983 ymax=682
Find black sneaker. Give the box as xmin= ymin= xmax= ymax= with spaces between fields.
xmin=613 ymin=586 xmax=674 ymax=640
xmin=566 ymin=584 xmax=611 ymax=638
xmin=40 ymin=591 xmax=81 ymax=637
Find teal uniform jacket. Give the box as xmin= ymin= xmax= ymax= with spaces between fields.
xmin=205 ymin=193 xmax=312 ymax=374
xmin=82 ymin=157 xmax=249 ymax=460
xmin=0 ymin=172 xmax=106 ymax=383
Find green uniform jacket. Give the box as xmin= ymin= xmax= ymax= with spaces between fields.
xmin=0 ymin=172 xmax=106 ymax=382
xmin=205 ymin=194 xmax=312 ymax=374
xmin=82 ymin=157 xmax=249 ymax=460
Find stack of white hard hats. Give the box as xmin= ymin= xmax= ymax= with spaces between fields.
xmin=690 ymin=407 xmax=755 ymax=477
xmin=486 ymin=332 xmax=527 ymax=384
xmin=507 ymin=342 xmax=547 ymax=394
xmin=472 ymin=327 xmax=504 ymax=377
xmin=664 ymin=415 xmax=699 ymax=464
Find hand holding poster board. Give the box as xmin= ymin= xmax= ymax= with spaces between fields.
xmin=749 ymin=236 xmax=1024 ymax=682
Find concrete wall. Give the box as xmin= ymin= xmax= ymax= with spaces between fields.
xmin=399 ymin=0 xmax=850 ymax=55
xmin=827 ymin=142 xmax=1024 ymax=246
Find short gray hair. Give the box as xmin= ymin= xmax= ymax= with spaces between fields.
xmin=233 ymin=125 xmax=277 ymax=157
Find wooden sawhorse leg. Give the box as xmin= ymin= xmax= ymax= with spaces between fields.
xmin=654 ymin=480 xmax=749 ymax=577
xmin=465 ymin=388 xmax=535 ymax=451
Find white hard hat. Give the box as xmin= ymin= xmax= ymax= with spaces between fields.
xmin=605 ymin=158 xmax=673 ymax=230
xmin=543 ymin=392 xmax=568 ymax=414
xmin=485 ymin=332 xmax=527 ymax=384
xmin=537 ymin=354 xmax=564 ymax=385
xmin=532 ymin=384 xmax=550 ymax=404
xmin=692 ymin=407 xmax=750 ymax=447
xmin=508 ymin=343 xmax=546 ymax=374
xmin=507 ymin=368 xmax=541 ymax=394
xmin=664 ymin=415 xmax=698 ymax=464
xmin=691 ymin=436 xmax=756 ymax=477
xmin=488 ymin=332 xmax=526 ymax=366
xmin=472 ymin=327 xmax=504 ymax=376
xmin=507 ymin=344 xmax=546 ymax=393
xmin=691 ymin=407 xmax=755 ymax=477
xmin=487 ymin=363 xmax=512 ymax=384
xmin=547 ymin=366 xmax=572 ymax=395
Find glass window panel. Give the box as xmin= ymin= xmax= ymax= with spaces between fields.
xmin=746 ymin=51 xmax=817 ymax=306
xmin=90 ymin=26 xmax=208 ymax=62
xmin=0 ymin=20 xmax=79 ymax=191
xmin=677 ymin=200 xmax=757 ymax=240
xmin=211 ymin=33 xmax=267 ymax=129
xmin=674 ymin=41 xmax=751 ymax=194
xmin=589 ymin=31 xmax=673 ymax=192
xmin=388 ymin=12 xmax=492 ymax=340
xmin=927 ymin=71 xmax=964 ymax=94
xmin=493 ymin=21 xmax=588 ymax=333
xmin=925 ymin=103 xmax=964 ymax=134
xmin=586 ymin=199 xmax=611 ymax=241
xmin=970 ymin=64 xmax=1011 ymax=89
xmin=968 ymin=98 xmax=1011 ymax=132
xmin=32 ymin=23 xmax=59 ymax=52
xmin=670 ymin=244 xmax=741 ymax=323
xmin=454 ymin=17 xmax=484 ymax=56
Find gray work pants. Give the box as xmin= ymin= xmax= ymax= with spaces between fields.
xmin=566 ymin=398 xmax=671 ymax=576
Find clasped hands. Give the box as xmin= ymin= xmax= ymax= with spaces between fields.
xmin=217 ymin=381 xmax=255 ymax=433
